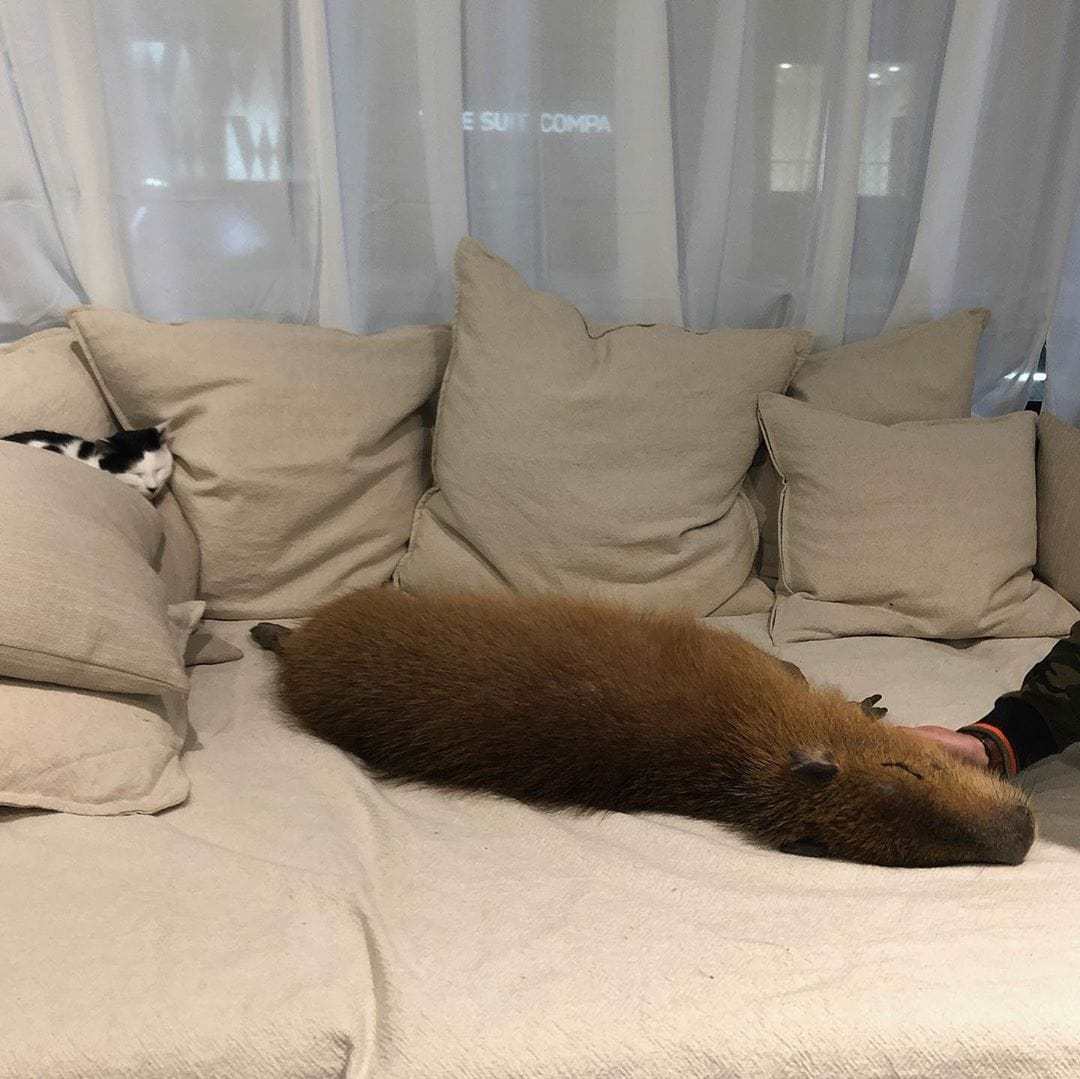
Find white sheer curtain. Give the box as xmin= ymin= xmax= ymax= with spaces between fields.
xmin=1047 ymin=195 xmax=1080 ymax=424
xmin=2 ymin=0 xmax=1080 ymax=416
xmin=886 ymin=0 xmax=1080 ymax=417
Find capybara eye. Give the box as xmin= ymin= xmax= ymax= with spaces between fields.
xmin=881 ymin=761 xmax=924 ymax=781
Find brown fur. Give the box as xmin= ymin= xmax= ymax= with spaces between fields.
xmin=257 ymin=589 xmax=1035 ymax=868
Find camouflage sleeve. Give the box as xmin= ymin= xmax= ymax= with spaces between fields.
xmin=959 ymin=699 xmax=1054 ymax=777
xmin=959 ymin=629 xmax=1080 ymax=775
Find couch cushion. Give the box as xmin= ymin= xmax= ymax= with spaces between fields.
xmin=789 ymin=308 xmax=988 ymax=422
xmin=0 ymin=442 xmax=189 ymax=694
xmin=0 ymin=677 xmax=189 ymax=815
xmin=1037 ymin=410 xmax=1080 ymax=608
xmin=395 ymin=236 xmax=810 ymax=615
xmin=69 ymin=308 xmax=450 ymax=619
xmin=152 ymin=489 xmax=201 ymax=605
xmin=0 ymin=326 xmax=199 ymax=603
xmin=0 ymin=327 xmax=116 ymax=438
xmin=5 ymin=616 xmax=1075 ymax=1078
xmin=758 ymin=394 xmax=1078 ymax=642
xmin=747 ymin=309 xmax=988 ymax=581
xmin=0 ymin=599 xmax=237 ymax=816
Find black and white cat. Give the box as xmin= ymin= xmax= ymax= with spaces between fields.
xmin=1 ymin=424 xmax=173 ymax=499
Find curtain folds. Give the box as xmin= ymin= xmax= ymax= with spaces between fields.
xmin=887 ymin=0 xmax=1080 ymax=417
xmin=1 ymin=0 xmax=1079 ymax=417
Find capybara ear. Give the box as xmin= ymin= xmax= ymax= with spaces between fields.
xmin=775 ymin=658 xmax=808 ymax=685
xmin=789 ymin=749 xmax=840 ymax=782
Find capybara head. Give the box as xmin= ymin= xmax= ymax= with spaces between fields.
xmin=748 ymin=695 xmax=1035 ymax=867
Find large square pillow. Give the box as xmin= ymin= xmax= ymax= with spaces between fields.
xmin=0 ymin=442 xmax=190 ymax=694
xmin=1 ymin=327 xmax=117 ymax=438
xmin=1 ymin=327 xmax=199 ymax=603
xmin=394 ymin=237 xmax=811 ymax=615
xmin=0 ymin=598 xmax=227 ymax=816
xmin=0 ymin=678 xmax=190 ymax=815
xmin=746 ymin=309 xmax=989 ymax=582
xmin=1037 ymin=410 xmax=1080 ymax=608
xmin=757 ymin=394 xmax=1078 ymax=642
xmin=69 ymin=309 xmax=451 ymax=618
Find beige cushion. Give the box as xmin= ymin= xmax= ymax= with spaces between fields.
xmin=0 ymin=600 xmax=233 ymax=816
xmin=154 ymin=489 xmax=201 ymax=604
xmin=395 ymin=237 xmax=810 ymax=614
xmin=0 ymin=678 xmax=189 ymax=815
xmin=1037 ymin=410 xmax=1080 ymax=608
xmin=0 ymin=327 xmax=116 ymax=438
xmin=69 ymin=308 xmax=451 ymax=619
xmin=0 ymin=327 xmax=200 ymax=603
xmin=758 ymin=393 xmax=1078 ymax=642
xmin=747 ymin=309 xmax=989 ymax=581
xmin=0 ymin=442 xmax=189 ymax=694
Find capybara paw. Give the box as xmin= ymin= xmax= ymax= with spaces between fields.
xmin=858 ymin=693 xmax=888 ymax=719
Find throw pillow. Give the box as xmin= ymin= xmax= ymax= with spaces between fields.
xmin=1 ymin=327 xmax=116 ymax=438
xmin=758 ymin=393 xmax=1078 ymax=642
xmin=0 ymin=678 xmax=189 ymax=815
xmin=69 ymin=308 xmax=451 ymax=618
xmin=0 ymin=327 xmax=199 ymax=603
xmin=1037 ymin=410 xmax=1080 ymax=608
xmin=0 ymin=442 xmax=189 ymax=694
xmin=395 ymin=236 xmax=811 ymax=614
xmin=746 ymin=308 xmax=990 ymax=582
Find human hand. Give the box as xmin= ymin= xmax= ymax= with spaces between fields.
xmin=908 ymin=725 xmax=990 ymax=769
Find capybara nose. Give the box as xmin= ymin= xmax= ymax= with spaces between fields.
xmin=983 ymin=803 xmax=1036 ymax=865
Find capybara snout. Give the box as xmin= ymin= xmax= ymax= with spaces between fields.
xmin=976 ymin=800 xmax=1036 ymax=866
xmin=265 ymin=589 xmax=1037 ymax=868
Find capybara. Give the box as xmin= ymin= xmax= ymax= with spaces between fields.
xmin=252 ymin=590 xmax=1035 ymax=867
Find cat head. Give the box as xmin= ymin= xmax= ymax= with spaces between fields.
xmin=99 ymin=423 xmax=174 ymax=499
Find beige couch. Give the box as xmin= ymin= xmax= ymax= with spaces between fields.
xmin=3 ymin=245 xmax=1080 ymax=1078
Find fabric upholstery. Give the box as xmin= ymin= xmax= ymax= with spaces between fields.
xmin=0 ymin=442 xmax=189 ymax=694
xmin=69 ymin=307 xmax=450 ymax=618
xmin=397 ymin=237 xmax=810 ymax=615
xmin=747 ymin=309 xmax=988 ymax=581
xmin=1037 ymin=410 xmax=1080 ymax=608
xmin=758 ymin=394 xmax=1078 ymax=642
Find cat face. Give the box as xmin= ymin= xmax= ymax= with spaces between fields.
xmin=117 ymin=444 xmax=173 ymax=498
xmin=102 ymin=424 xmax=174 ymax=499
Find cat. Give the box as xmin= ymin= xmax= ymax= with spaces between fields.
xmin=1 ymin=423 xmax=173 ymax=499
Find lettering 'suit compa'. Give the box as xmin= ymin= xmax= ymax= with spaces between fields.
xmin=461 ymin=110 xmax=612 ymax=134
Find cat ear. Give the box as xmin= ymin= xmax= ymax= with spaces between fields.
xmin=789 ymin=749 xmax=839 ymax=782
xmin=154 ymin=422 xmax=170 ymax=444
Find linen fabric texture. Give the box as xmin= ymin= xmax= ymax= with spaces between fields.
xmin=758 ymin=394 xmax=1078 ymax=642
xmin=746 ymin=309 xmax=989 ymax=582
xmin=69 ymin=308 xmax=451 ymax=618
xmin=396 ymin=237 xmax=811 ymax=615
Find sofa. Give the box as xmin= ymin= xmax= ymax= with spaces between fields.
xmin=3 ymin=237 xmax=1080 ymax=1079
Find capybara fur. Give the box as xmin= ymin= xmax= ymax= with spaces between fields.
xmin=254 ymin=589 xmax=1035 ymax=868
